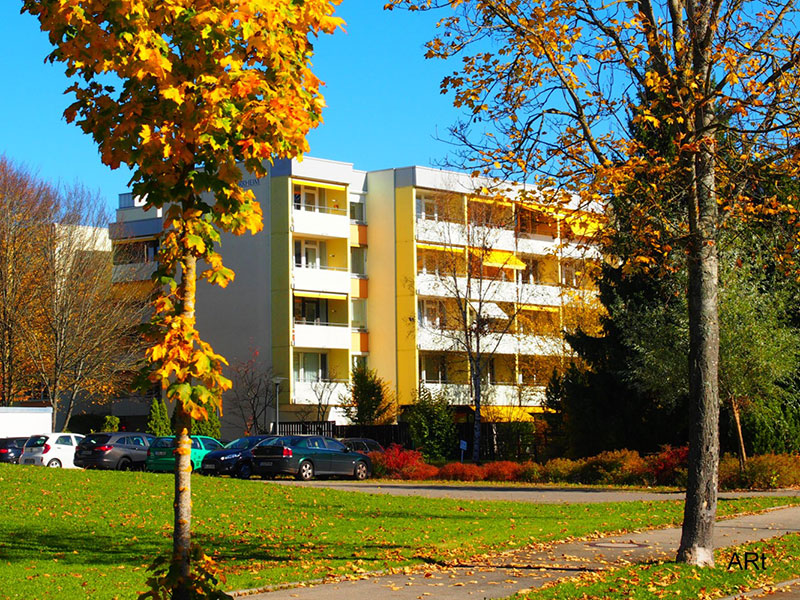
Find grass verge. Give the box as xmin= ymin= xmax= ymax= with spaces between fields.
xmin=0 ymin=464 xmax=796 ymax=600
xmin=510 ymin=533 xmax=800 ymax=599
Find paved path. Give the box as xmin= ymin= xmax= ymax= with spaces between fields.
xmin=232 ymin=505 xmax=800 ymax=600
xmin=269 ymin=480 xmax=800 ymax=504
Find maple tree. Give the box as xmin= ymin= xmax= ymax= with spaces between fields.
xmin=389 ymin=0 xmax=800 ymax=565
xmin=21 ymin=0 xmax=342 ymax=595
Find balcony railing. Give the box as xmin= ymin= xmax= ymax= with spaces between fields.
xmin=292 ymin=205 xmax=349 ymax=238
xmin=111 ymin=262 xmax=156 ymax=283
xmin=293 ymin=320 xmax=350 ymax=349
xmin=292 ymin=265 xmax=350 ymax=295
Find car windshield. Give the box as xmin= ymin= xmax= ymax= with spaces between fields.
xmin=80 ymin=434 xmax=112 ymax=447
xmin=25 ymin=436 xmax=48 ymax=448
xmin=224 ymin=438 xmax=250 ymax=450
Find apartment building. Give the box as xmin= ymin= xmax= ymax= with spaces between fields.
xmin=110 ymin=157 xmax=600 ymax=432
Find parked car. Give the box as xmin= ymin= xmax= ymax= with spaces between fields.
xmin=340 ymin=438 xmax=385 ymax=454
xmin=200 ymin=435 xmax=276 ymax=479
xmin=19 ymin=433 xmax=85 ymax=468
xmin=251 ymin=435 xmax=371 ymax=481
xmin=145 ymin=436 xmax=223 ymax=472
xmin=0 ymin=437 xmax=30 ymax=464
xmin=74 ymin=432 xmax=154 ymax=470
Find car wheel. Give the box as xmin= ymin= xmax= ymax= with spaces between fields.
xmin=46 ymin=459 xmax=62 ymax=468
xmin=117 ymin=458 xmax=132 ymax=471
xmin=236 ymin=462 xmax=252 ymax=480
xmin=296 ymin=461 xmax=314 ymax=481
xmin=354 ymin=461 xmax=368 ymax=481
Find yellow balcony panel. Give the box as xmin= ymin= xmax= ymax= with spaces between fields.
xmin=351 ymin=331 xmax=369 ymax=353
xmin=350 ymin=278 xmax=368 ymax=298
xmin=350 ymin=224 xmax=368 ymax=246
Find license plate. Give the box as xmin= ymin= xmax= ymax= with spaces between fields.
xmin=79 ymin=451 xmax=91 ymax=456
xmin=204 ymin=464 xmax=215 ymax=470
xmin=260 ymin=461 xmax=273 ymax=467
xmin=24 ymin=459 xmax=33 ymax=464
xmin=156 ymin=451 xmax=167 ymax=456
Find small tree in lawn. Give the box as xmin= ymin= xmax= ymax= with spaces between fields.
xmin=408 ymin=385 xmax=456 ymax=461
xmin=342 ymin=365 xmax=396 ymax=426
xmin=146 ymin=397 xmax=171 ymax=438
xmin=21 ymin=0 xmax=343 ymax=596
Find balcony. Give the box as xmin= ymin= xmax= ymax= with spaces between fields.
xmin=292 ymin=266 xmax=350 ymax=295
xmin=421 ymin=382 xmax=546 ymax=407
xmin=292 ymin=206 xmax=349 ymax=239
xmin=417 ymin=273 xmax=560 ymax=305
xmin=292 ymin=380 xmax=349 ymax=405
xmin=112 ymin=262 xmax=156 ymax=283
xmin=293 ymin=321 xmax=350 ymax=349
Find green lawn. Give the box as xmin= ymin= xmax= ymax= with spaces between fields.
xmin=511 ymin=533 xmax=800 ymax=599
xmin=0 ymin=465 xmax=796 ymax=600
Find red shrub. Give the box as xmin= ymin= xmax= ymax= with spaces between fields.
xmin=370 ymin=444 xmax=436 ymax=480
xmin=484 ymin=461 xmax=523 ymax=482
xmin=437 ymin=462 xmax=487 ymax=481
xmin=645 ymin=445 xmax=689 ymax=486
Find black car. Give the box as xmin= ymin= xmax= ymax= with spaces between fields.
xmin=74 ymin=432 xmax=155 ymax=470
xmin=251 ymin=435 xmax=372 ymax=481
xmin=340 ymin=438 xmax=385 ymax=454
xmin=0 ymin=437 xmax=29 ymax=464
xmin=200 ymin=435 xmax=276 ymax=479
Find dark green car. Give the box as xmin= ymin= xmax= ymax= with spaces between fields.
xmin=251 ymin=435 xmax=371 ymax=481
xmin=145 ymin=436 xmax=223 ymax=472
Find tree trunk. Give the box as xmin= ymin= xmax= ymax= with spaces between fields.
xmin=677 ymin=131 xmax=720 ymax=567
xmin=471 ymin=366 xmax=482 ymax=463
xmin=172 ymin=253 xmax=197 ymax=600
xmin=730 ymin=397 xmax=747 ymax=472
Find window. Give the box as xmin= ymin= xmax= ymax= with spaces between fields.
xmin=561 ymin=261 xmax=579 ymax=287
xmin=56 ymin=435 xmax=73 ymax=446
xmin=293 ymin=352 xmax=329 ymax=382
xmin=416 ymin=195 xmax=439 ymax=220
xmin=421 ymin=353 xmax=447 ymax=383
xmin=519 ymin=256 xmax=542 ymax=285
xmin=351 ymin=299 xmax=367 ymax=330
xmin=352 ymin=355 xmax=367 ymax=370
xmin=325 ymin=438 xmax=347 ymax=452
xmin=419 ymin=299 xmax=446 ymax=329
xmin=113 ymin=239 xmax=159 ymax=265
xmin=350 ymin=247 xmax=367 ymax=276
xmin=479 ymin=358 xmax=495 ymax=384
xmin=293 ymin=185 xmax=325 ymax=212
xmin=349 ymin=200 xmax=365 ymax=223
xmin=294 ymin=239 xmax=327 ymax=269
xmin=294 ymin=297 xmax=327 ymax=324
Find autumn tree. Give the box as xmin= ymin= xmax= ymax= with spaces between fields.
xmin=21 ymin=0 xmax=342 ymax=596
xmin=22 ymin=185 xmax=148 ymax=431
xmin=0 ymin=156 xmax=56 ymax=406
xmin=342 ymin=365 xmax=396 ymax=426
xmin=389 ymin=0 xmax=800 ymax=565
xmin=227 ymin=352 xmax=278 ymax=435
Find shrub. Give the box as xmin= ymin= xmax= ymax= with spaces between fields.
xmin=740 ymin=454 xmax=800 ymax=489
xmin=718 ymin=454 xmax=743 ymax=490
xmin=540 ymin=457 xmax=583 ymax=483
xmin=484 ymin=461 xmax=523 ymax=482
xmin=518 ymin=461 xmax=541 ymax=483
xmin=437 ymin=462 xmax=486 ymax=481
xmin=102 ymin=415 xmax=120 ymax=432
xmin=645 ymin=445 xmax=689 ymax=486
xmin=578 ymin=449 xmax=647 ymax=485
xmin=370 ymin=444 xmax=436 ymax=480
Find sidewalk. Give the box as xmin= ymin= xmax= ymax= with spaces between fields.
xmin=231 ymin=505 xmax=800 ymax=600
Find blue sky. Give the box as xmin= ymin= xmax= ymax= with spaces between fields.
xmin=0 ymin=3 xmax=458 ymax=212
